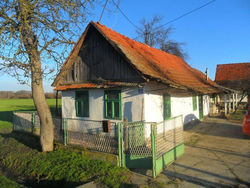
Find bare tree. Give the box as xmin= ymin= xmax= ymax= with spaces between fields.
xmin=0 ymin=0 xmax=94 ymax=151
xmin=136 ymin=16 xmax=187 ymax=60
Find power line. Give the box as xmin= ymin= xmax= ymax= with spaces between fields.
xmin=154 ymin=0 xmax=216 ymax=31
xmin=99 ymin=0 xmax=109 ymax=23
xmin=111 ymin=0 xmax=120 ymax=28
xmin=132 ymin=0 xmax=216 ymax=40
xmin=111 ymin=0 xmax=143 ymax=32
xmin=111 ymin=0 xmax=216 ymax=40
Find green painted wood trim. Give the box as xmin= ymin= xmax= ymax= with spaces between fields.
xmin=63 ymin=118 xmax=68 ymax=145
xmin=124 ymin=155 xmax=152 ymax=169
xmin=120 ymin=123 xmax=125 ymax=167
xmin=118 ymin=123 xmax=122 ymax=167
xmin=151 ymin=123 xmax=157 ymax=178
xmin=119 ymin=92 xmax=122 ymax=119
xmin=104 ymin=90 xmax=122 ymax=120
xmin=155 ymin=143 xmax=184 ymax=176
xmin=163 ymin=94 xmax=171 ymax=120
xmin=192 ymin=96 xmax=197 ymax=111
xmin=75 ymin=91 xmax=89 ymax=117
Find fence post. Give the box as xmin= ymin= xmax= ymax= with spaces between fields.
xmin=118 ymin=123 xmax=125 ymax=167
xmin=31 ymin=112 xmax=35 ymax=133
xmin=63 ymin=118 xmax=68 ymax=145
xmin=151 ymin=123 xmax=157 ymax=178
xmin=118 ymin=123 xmax=122 ymax=167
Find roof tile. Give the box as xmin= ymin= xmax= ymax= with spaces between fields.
xmin=93 ymin=22 xmax=218 ymax=93
xmin=53 ymin=22 xmax=220 ymax=94
xmin=215 ymin=63 xmax=250 ymax=82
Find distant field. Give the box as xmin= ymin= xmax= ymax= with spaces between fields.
xmin=0 ymin=99 xmax=61 ymax=129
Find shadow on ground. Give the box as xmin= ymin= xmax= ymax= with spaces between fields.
xmin=163 ymin=169 xmax=235 ymax=188
xmin=0 ymin=131 xmax=41 ymax=151
xmin=0 ymin=111 xmax=15 ymax=123
xmin=187 ymin=144 xmax=250 ymax=158
xmin=23 ymin=177 xmax=98 ymax=188
xmin=185 ymin=120 xmax=245 ymax=139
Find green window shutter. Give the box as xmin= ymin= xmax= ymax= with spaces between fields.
xmin=104 ymin=90 xmax=121 ymax=119
xmin=75 ymin=100 xmax=79 ymax=116
xmin=192 ymin=96 xmax=197 ymax=111
xmin=164 ymin=94 xmax=171 ymax=120
xmin=75 ymin=91 xmax=89 ymax=117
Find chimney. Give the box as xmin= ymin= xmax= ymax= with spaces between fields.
xmin=205 ymin=68 xmax=209 ymax=80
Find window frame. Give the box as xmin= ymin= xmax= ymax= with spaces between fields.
xmin=163 ymin=94 xmax=171 ymax=120
xmin=192 ymin=96 xmax=197 ymax=111
xmin=104 ymin=90 xmax=122 ymax=120
xmin=75 ymin=90 xmax=89 ymax=117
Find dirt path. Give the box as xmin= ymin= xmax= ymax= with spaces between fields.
xmin=163 ymin=117 xmax=250 ymax=188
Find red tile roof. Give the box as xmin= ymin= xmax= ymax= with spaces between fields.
xmin=53 ymin=21 xmax=220 ymax=94
xmin=215 ymin=63 xmax=250 ymax=82
xmin=215 ymin=63 xmax=250 ymax=90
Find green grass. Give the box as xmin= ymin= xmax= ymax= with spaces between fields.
xmin=0 ymin=132 xmax=130 ymax=187
xmin=0 ymin=99 xmax=132 ymax=187
xmin=0 ymin=174 xmax=25 ymax=188
xmin=0 ymin=99 xmax=61 ymax=131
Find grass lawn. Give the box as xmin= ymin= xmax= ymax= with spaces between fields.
xmin=0 ymin=173 xmax=25 ymax=188
xmin=0 ymin=99 xmax=132 ymax=188
xmin=0 ymin=99 xmax=61 ymax=130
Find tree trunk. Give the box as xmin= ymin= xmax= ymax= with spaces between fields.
xmin=31 ymin=60 xmax=54 ymax=152
xmin=17 ymin=0 xmax=54 ymax=152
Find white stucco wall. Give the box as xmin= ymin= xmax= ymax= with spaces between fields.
xmin=62 ymin=85 xmax=210 ymax=125
xmin=144 ymin=93 xmax=202 ymax=125
xmin=122 ymin=88 xmax=144 ymax=122
xmin=62 ymin=90 xmax=76 ymax=118
xmin=143 ymin=83 xmax=210 ymax=125
xmin=203 ymin=95 xmax=210 ymax=116
xmin=171 ymin=95 xmax=200 ymax=124
xmin=144 ymin=93 xmax=163 ymax=123
xmin=62 ymin=87 xmax=144 ymax=122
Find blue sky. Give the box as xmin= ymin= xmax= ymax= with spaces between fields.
xmin=0 ymin=0 xmax=249 ymax=92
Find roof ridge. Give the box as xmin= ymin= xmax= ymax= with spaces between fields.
xmin=217 ymin=62 xmax=250 ymax=66
xmin=92 ymin=22 xmax=194 ymax=87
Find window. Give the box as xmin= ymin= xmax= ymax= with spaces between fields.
xmin=192 ymin=96 xmax=197 ymax=111
xmin=75 ymin=91 xmax=89 ymax=117
xmin=104 ymin=90 xmax=121 ymax=119
xmin=164 ymin=94 xmax=171 ymax=120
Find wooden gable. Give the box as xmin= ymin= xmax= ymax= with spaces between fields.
xmin=62 ymin=25 xmax=144 ymax=85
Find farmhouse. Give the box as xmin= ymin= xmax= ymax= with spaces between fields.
xmin=215 ymin=63 xmax=250 ymax=107
xmin=51 ymin=21 xmax=222 ymax=175
xmin=52 ymin=21 xmax=220 ymax=124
